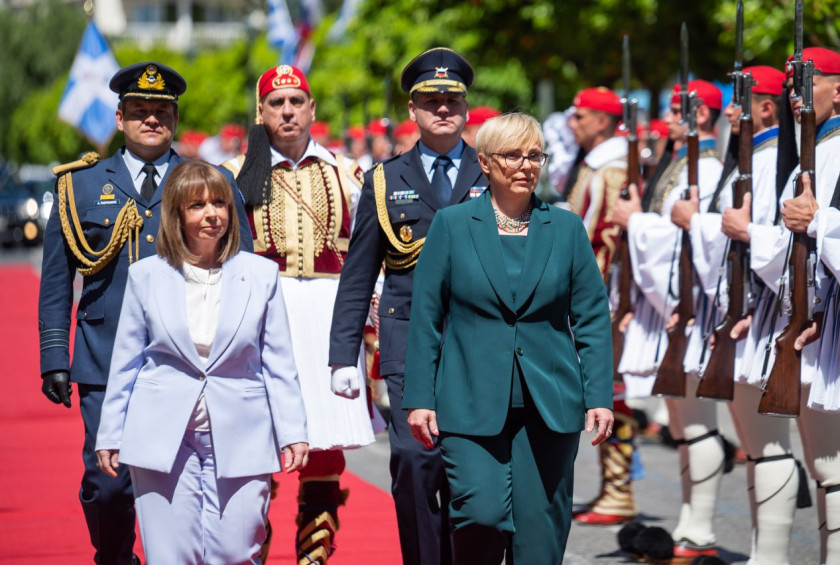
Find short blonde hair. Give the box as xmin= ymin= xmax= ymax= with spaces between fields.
xmin=157 ymin=160 xmax=241 ymax=269
xmin=475 ymin=112 xmax=545 ymax=157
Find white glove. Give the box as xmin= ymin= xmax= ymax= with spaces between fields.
xmin=331 ymin=365 xmax=360 ymax=399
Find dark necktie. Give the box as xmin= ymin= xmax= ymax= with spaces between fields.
xmin=431 ymin=155 xmax=453 ymax=208
xmin=141 ymin=163 xmax=157 ymax=202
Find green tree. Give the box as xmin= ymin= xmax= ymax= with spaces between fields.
xmin=6 ymin=0 xmax=840 ymax=164
xmin=0 ymin=0 xmax=86 ymax=159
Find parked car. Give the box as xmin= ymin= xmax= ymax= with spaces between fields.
xmin=0 ymin=163 xmax=54 ymax=247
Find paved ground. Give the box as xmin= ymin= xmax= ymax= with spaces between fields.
xmin=345 ymin=402 xmax=820 ymax=565
xmin=13 ymin=245 xmax=821 ymax=564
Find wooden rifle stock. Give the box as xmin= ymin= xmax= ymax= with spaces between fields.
xmin=758 ymin=112 xmax=815 ymax=416
xmin=697 ymin=119 xmax=755 ymax=401
xmin=610 ymin=135 xmax=639 ymax=381
xmin=652 ymin=136 xmax=698 ymax=397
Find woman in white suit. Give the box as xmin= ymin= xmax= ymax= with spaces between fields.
xmin=96 ymin=160 xmax=309 ymax=564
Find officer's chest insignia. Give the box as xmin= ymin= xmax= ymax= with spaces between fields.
xmin=98 ymin=183 xmax=118 ymax=204
xmin=389 ymin=189 xmax=420 ymax=204
xmin=399 ymin=225 xmax=413 ymax=242
xmin=469 ymin=186 xmax=486 ymax=198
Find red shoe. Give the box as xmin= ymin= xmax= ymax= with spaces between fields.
xmin=573 ymin=510 xmax=635 ymax=526
xmin=671 ymin=541 xmax=717 ymax=563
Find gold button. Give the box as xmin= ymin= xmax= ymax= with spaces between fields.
xmin=103 ymin=218 xmax=111 ymax=226
xmin=400 ymin=213 xmax=405 ymax=219
xmin=83 ymin=311 xmax=87 ymax=319
xmin=198 ymin=373 xmax=206 ymax=381
xmin=145 ymin=210 xmax=153 ymax=218
xmin=388 ymin=307 xmax=395 ymax=315
xmin=146 ymin=234 xmax=154 ymax=243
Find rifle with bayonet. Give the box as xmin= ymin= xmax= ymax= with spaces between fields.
xmin=342 ymin=94 xmax=353 ymax=155
xmin=384 ymin=75 xmax=395 ymax=152
xmin=698 ymin=0 xmax=754 ymax=401
xmin=609 ymin=34 xmax=639 ymax=381
xmin=652 ymin=23 xmax=697 ymax=398
xmin=759 ymin=0 xmax=815 ymax=416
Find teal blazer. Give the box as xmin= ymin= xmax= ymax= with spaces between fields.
xmin=403 ymin=190 xmax=613 ymax=436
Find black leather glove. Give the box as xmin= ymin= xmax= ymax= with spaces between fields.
xmin=41 ymin=370 xmax=72 ymax=408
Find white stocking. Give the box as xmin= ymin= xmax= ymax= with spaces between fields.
xmin=730 ymin=383 xmax=796 ymax=565
xmin=666 ymin=379 xmax=720 ymax=547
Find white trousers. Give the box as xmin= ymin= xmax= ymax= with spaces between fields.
xmin=129 ymin=430 xmax=271 ymax=565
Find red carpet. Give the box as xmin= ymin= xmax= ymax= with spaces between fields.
xmin=0 ymin=264 xmax=400 ymax=564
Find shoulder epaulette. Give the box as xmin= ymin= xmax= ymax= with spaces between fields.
xmin=52 ymin=152 xmax=101 ymax=176
xmin=381 ymin=152 xmax=404 ymax=166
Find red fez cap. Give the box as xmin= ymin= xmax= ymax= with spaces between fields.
xmin=367 ymin=119 xmax=389 ymax=136
xmin=258 ymin=65 xmax=310 ymax=99
xmin=648 ymin=119 xmax=669 ymax=139
xmin=616 ymin=124 xmax=647 ymax=138
xmin=394 ymin=119 xmax=418 ymax=137
xmin=744 ymin=66 xmax=785 ymax=97
xmin=785 ymin=47 xmax=840 ymax=80
xmin=310 ymin=121 xmax=330 ymax=138
xmin=670 ymin=80 xmax=723 ymax=110
xmin=346 ymin=125 xmax=366 ymax=141
xmin=179 ymin=130 xmax=208 ymax=146
xmin=466 ymin=106 xmax=501 ymax=126
xmin=220 ymin=124 xmax=245 ymax=140
xmin=573 ymin=87 xmax=622 ymax=116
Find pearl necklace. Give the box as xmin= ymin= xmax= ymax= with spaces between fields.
xmin=494 ymin=207 xmax=532 ymax=233
xmin=183 ymin=263 xmax=222 ymax=299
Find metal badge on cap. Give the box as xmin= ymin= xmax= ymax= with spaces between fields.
xmin=138 ymin=65 xmax=165 ymax=91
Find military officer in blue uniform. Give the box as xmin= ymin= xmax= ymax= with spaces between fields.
xmin=38 ymin=62 xmax=253 ymax=565
xmin=329 ymin=48 xmax=488 ymax=565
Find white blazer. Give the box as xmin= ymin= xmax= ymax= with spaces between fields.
xmin=96 ymin=252 xmax=307 ymax=478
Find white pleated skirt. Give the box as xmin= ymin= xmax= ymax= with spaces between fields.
xmin=280 ymin=277 xmax=376 ymax=450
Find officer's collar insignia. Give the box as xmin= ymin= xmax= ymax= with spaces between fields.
xmin=102 ymin=183 xmax=114 ymax=195
xmin=138 ymin=65 xmax=166 ymax=91
xmin=435 ymin=67 xmax=449 ymax=78
xmin=272 ymin=65 xmax=302 ymax=90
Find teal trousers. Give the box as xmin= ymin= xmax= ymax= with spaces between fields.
xmin=439 ymin=407 xmax=580 ymax=564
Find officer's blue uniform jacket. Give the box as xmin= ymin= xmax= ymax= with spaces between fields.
xmin=329 ymin=142 xmax=488 ymax=376
xmin=38 ymin=149 xmax=254 ymax=385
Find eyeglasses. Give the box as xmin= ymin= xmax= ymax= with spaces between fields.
xmin=491 ymin=151 xmax=548 ymax=169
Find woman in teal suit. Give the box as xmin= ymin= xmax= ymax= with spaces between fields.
xmin=404 ymin=112 xmax=614 ymax=564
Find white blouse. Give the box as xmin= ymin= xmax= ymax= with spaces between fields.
xmin=183 ymin=263 xmax=223 ymax=431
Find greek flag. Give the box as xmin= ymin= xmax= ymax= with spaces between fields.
xmin=327 ymin=0 xmax=360 ymax=42
xmin=267 ymin=0 xmax=297 ymax=60
xmin=58 ymin=22 xmax=120 ymax=147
